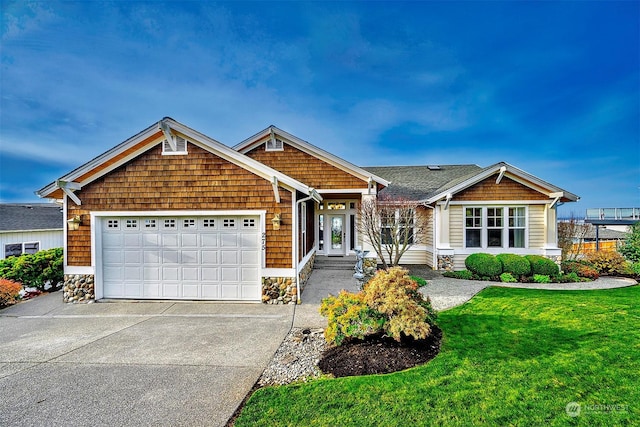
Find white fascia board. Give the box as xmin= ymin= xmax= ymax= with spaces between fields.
xmin=165 ymin=120 xmax=313 ymax=196
xmin=443 ymin=200 xmax=552 ymax=206
xmin=36 ymin=124 xmax=162 ymax=198
xmin=0 ymin=228 xmax=63 ymax=233
xmin=234 ymin=126 xmax=391 ymax=187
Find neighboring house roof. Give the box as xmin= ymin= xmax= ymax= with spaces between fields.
xmin=583 ymin=227 xmax=628 ymax=241
xmin=364 ymin=165 xmax=482 ymax=200
xmin=235 ymin=125 xmax=391 ymax=188
xmin=36 ymin=118 xmax=321 ymax=202
xmin=0 ymin=203 xmax=63 ymax=232
xmin=367 ymin=162 xmax=579 ymax=204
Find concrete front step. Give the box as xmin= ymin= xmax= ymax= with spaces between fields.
xmin=313 ymin=256 xmax=356 ymax=270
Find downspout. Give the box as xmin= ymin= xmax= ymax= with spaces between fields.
xmin=294 ymin=193 xmax=317 ymax=304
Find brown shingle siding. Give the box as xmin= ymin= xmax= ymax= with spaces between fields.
xmin=246 ymin=142 xmax=368 ymax=189
xmin=455 ymin=175 xmax=548 ymax=201
xmin=67 ymin=143 xmax=292 ymax=268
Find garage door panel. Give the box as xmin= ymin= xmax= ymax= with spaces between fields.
xmin=221 ymin=251 xmax=238 ymax=265
xmin=202 ymin=251 xmax=218 ymax=263
xmin=182 ymin=250 xmax=198 ymax=264
xmin=182 ymin=283 xmax=199 ymax=298
xmin=181 ymin=234 xmax=198 ymax=247
xmin=124 ymin=234 xmax=142 ymax=247
xmin=102 ymin=215 xmax=261 ymax=301
xmin=220 ymin=234 xmax=238 ymax=247
xmin=221 ymin=267 xmax=238 ymax=282
xmin=183 ymin=267 xmax=199 ymax=281
xmin=201 ymin=234 xmax=218 ymax=247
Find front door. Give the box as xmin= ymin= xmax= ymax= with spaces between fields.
xmin=328 ymin=214 xmax=346 ymax=255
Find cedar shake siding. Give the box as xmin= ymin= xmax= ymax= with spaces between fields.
xmin=455 ymin=175 xmax=548 ymax=201
xmin=245 ymin=141 xmax=368 ymax=190
xmin=66 ymin=143 xmax=292 ymax=268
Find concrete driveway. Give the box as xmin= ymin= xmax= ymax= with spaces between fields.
xmin=0 ymin=292 xmax=294 ymax=427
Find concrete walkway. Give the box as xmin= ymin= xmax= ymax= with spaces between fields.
xmin=295 ymin=267 xmax=638 ymax=327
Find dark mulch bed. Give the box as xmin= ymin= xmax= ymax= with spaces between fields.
xmin=318 ymin=326 xmax=442 ymax=378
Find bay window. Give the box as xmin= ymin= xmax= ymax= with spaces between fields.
xmin=464 ymin=206 xmax=527 ymax=249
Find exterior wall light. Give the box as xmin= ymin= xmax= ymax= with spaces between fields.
xmin=67 ymin=215 xmax=82 ymax=231
xmin=271 ymin=213 xmax=282 ymax=230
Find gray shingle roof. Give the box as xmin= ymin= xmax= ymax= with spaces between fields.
xmin=363 ymin=165 xmax=483 ymax=200
xmin=0 ymin=203 xmax=63 ymax=232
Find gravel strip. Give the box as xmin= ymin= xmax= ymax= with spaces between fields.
xmin=258 ymin=327 xmax=328 ymax=386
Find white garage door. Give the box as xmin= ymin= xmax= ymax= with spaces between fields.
xmin=100 ymin=215 xmax=261 ymax=301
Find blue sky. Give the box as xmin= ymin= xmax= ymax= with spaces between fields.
xmin=1 ymin=1 xmax=638 ymax=217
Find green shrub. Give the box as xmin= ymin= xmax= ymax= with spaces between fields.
xmin=619 ymin=222 xmax=640 ymax=262
xmin=320 ymin=290 xmax=384 ymax=346
xmin=533 ymin=274 xmax=552 ymax=284
xmin=410 ymin=275 xmax=427 ymax=287
xmin=320 ymin=267 xmax=437 ymax=345
xmin=0 ymin=278 xmax=22 ymax=308
xmin=525 ymin=255 xmax=559 ymax=276
xmin=585 ymin=251 xmax=630 ymax=275
xmin=362 ymin=267 xmax=437 ymax=342
xmin=443 ymin=269 xmax=474 ymax=280
xmin=557 ymin=272 xmax=581 ymax=283
xmin=500 ymin=272 xmax=518 ymax=283
xmin=465 ymin=253 xmax=502 ymax=277
xmin=562 ymin=260 xmax=599 ymax=280
xmin=497 ymin=254 xmax=531 ymax=276
xmin=0 ymin=248 xmax=63 ymax=291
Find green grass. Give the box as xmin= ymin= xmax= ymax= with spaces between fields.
xmin=235 ymin=286 xmax=640 ymax=426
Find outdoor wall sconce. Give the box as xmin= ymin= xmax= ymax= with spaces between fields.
xmin=271 ymin=213 xmax=282 ymax=230
xmin=67 ymin=215 xmax=82 ymax=231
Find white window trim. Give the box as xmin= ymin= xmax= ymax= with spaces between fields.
xmin=381 ymin=208 xmax=416 ymax=245
xmin=4 ymin=241 xmax=40 ymax=258
xmin=463 ymin=206 xmax=528 ymax=249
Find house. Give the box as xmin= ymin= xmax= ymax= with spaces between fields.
xmin=36 ymin=118 xmax=578 ymax=303
xmin=0 ymin=203 xmax=63 ymax=259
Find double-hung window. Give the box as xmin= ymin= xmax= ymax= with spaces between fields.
xmin=381 ymin=208 xmax=415 ymax=245
xmin=465 ymin=207 xmax=526 ymax=249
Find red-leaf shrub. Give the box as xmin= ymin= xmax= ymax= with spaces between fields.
xmin=0 ymin=278 xmax=22 ymax=308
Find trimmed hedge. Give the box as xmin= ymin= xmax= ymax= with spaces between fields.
xmin=525 ymin=255 xmax=559 ymax=276
xmin=497 ymin=253 xmax=531 ymax=276
xmin=465 ymin=253 xmax=502 ymax=277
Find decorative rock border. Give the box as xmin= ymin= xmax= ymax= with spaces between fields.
xmin=63 ymin=274 xmax=95 ymax=303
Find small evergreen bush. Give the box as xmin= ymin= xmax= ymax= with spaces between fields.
xmin=443 ymin=270 xmax=474 ymax=280
xmin=321 ymin=267 xmax=437 ymax=345
xmin=500 ymin=272 xmax=518 ymax=283
xmin=557 ymin=272 xmax=581 ymax=283
xmin=0 ymin=248 xmax=63 ymax=291
xmin=533 ymin=274 xmax=552 ymax=284
xmin=525 ymin=255 xmax=559 ymax=276
xmin=497 ymin=253 xmax=531 ymax=276
xmin=410 ymin=275 xmax=427 ymax=287
xmin=465 ymin=253 xmax=502 ymax=277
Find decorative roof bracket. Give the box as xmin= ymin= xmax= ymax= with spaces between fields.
xmin=57 ymin=180 xmax=82 ymax=205
xmin=159 ymin=120 xmax=176 ymax=151
xmin=272 ymin=176 xmax=281 ymax=203
xmin=496 ymin=166 xmax=507 ymax=184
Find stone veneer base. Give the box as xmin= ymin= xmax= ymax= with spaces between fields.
xmin=63 ymin=274 xmax=95 ymax=303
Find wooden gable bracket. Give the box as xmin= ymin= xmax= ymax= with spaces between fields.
xmin=495 ymin=166 xmax=507 ymax=184
xmin=443 ymin=193 xmax=453 ymax=210
xmin=271 ymin=176 xmax=281 ymax=203
xmin=549 ymin=192 xmax=564 ymax=209
xmin=57 ymin=180 xmax=82 ymax=205
xmin=159 ymin=119 xmax=176 ymax=151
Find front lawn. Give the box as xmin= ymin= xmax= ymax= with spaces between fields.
xmin=235 ymin=286 xmax=639 ymax=426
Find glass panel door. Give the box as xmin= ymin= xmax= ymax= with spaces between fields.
xmin=329 ymin=215 xmax=345 ymax=255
